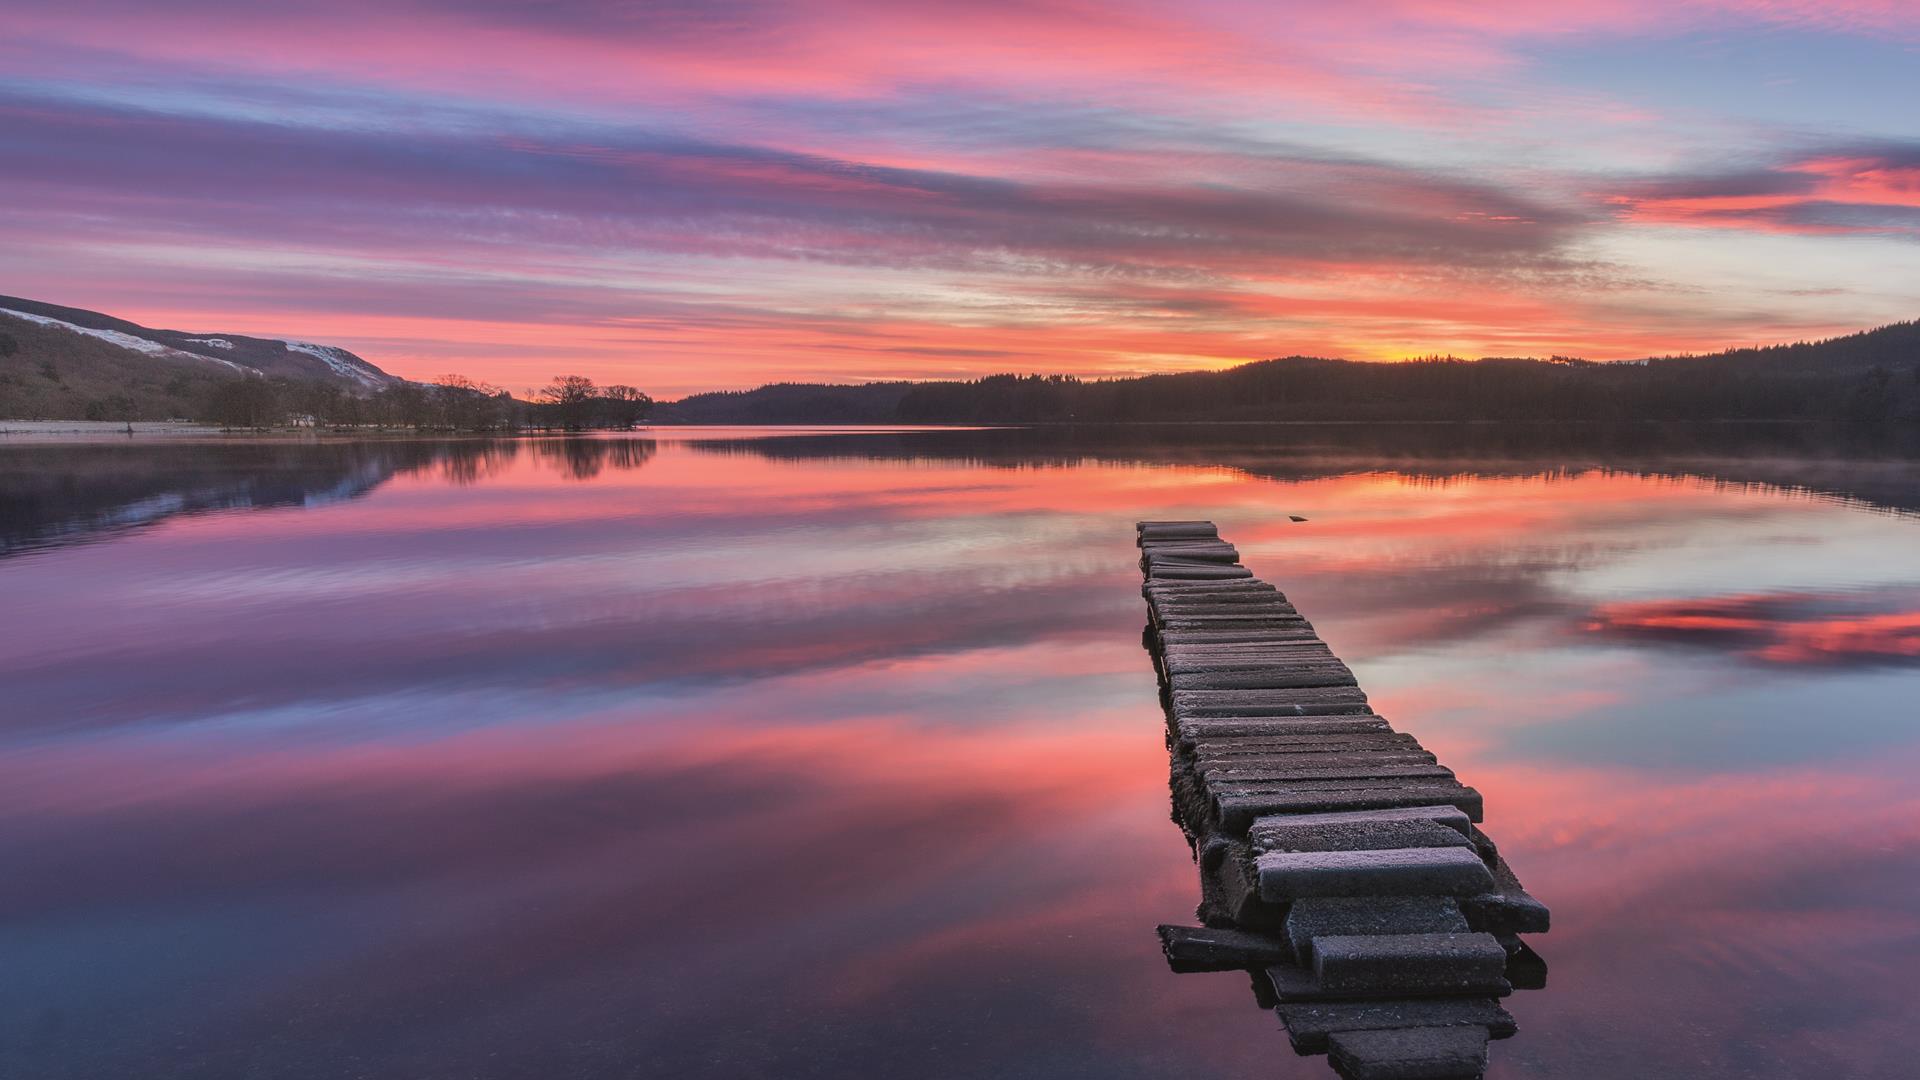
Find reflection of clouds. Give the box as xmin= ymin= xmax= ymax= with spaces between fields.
xmin=0 ymin=559 xmax=1137 ymax=735
xmin=0 ymin=705 xmax=1270 ymax=1078
xmin=1475 ymin=755 xmax=1920 ymax=1080
xmin=1584 ymin=589 xmax=1920 ymax=668
xmin=7 ymin=432 xmax=1920 ymax=1078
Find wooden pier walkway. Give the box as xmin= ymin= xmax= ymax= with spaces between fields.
xmin=1137 ymin=520 xmax=1549 ymax=1080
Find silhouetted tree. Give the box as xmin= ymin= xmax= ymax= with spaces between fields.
xmin=600 ymin=384 xmax=653 ymax=428
xmin=434 ymin=374 xmax=513 ymax=431
xmin=536 ymin=374 xmax=598 ymax=430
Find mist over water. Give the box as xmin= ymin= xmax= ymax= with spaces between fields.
xmin=3 ymin=425 xmax=1918 ymax=1080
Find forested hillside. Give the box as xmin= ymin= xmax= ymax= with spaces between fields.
xmin=657 ymin=322 xmax=1920 ymax=424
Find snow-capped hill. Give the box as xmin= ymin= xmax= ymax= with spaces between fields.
xmin=0 ymin=294 xmax=401 ymax=391
xmin=283 ymin=341 xmax=391 ymax=390
xmin=1 ymin=307 xmax=252 ymax=374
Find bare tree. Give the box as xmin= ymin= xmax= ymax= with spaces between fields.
xmin=535 ymin=374 xmax=598 ymax=430
xmin=601 ymin=384 xmax=653 ymax=428
xmin=435 ymin=374 xmax=510 ymax=430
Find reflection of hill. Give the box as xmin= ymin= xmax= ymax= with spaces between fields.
xmin=685 ymin=422 xmax=1920 ymax=518
xmin=0 ymin=436 xmax=656 ymax=558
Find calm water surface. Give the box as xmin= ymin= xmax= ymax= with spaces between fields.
xmin=3 ymin=425 xmax=1918 ymax=1079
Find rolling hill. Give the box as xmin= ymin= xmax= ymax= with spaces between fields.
xmin=0 ymin=295 xmax=398 ymax=420
xmin=657 ymin=322 xmax=1920 ymax=424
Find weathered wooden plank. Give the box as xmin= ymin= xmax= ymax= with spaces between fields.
xmin=1152 ymin=593 xmax=1301 ymax=606
xmin=1137 ymin=520 xmax=1218 ymax=540
xmin=1193 ymin=750 xmax=1440 ymax=770
xmin=1144 ymin=553 xmax=1251 ymax=572
xmin=1161 ymin=640 xmax=1336 ymax=654
xmin=1159 ymin=633 xmax=1326 ymax=650
xmin=1146 ymin=588 xmax=1278 ymax=603
xmin=1157 ymin=611 xmax=1310 ymax=624
xmin=1252 ymin=804 xmax=1473 ymax=839
xmin=1219 ymin=781 xmax=1468 ymax=816
xmin=1256 ymin=847 xmax=1496 ymax=900
xmin=1161 ymin=645 xmax=1338 ymax=661
xmin=1173 ymin=687 xmax=1372 ymax=716
xmin=1152 ymin=595 xmax=1305 ymax=607
xmin=1262 ymin=816 xmax=1480 ymax=858
xmin=1274 ymin=998 xmax=1515 ymax=1054
xmin=1217 ymin=787 xmax=1485 ymax=832
xmin=1170 ymin=669 xmax=1359 ymax=692
xmin=1266 ymin=962 xmax=1509 ymax=1003
xmin=1327 ymin=1025 xmax=1493 ymax=1079
xmin=1174 ymin=717 xmax=1394 ymax=742
xmin=1162 ymin=644 xmax=1333 ymax=658
xmin=1142 ymin=532 xmax=1235 ymax=542
xmin=1313 ymin=933 xmax=1509 ymax=996
xmin=1155 ymin=610 xmax=1306 ymax=627
xmin=1158 ymin=629 xmax=1322 ymax=644
xmin=1156 ymin=610 xmax=1307 ymax=627
xmin=1213 ymin=779 xmax=1477 ymax=804
xmin=1150 ymin=565 xmax=1256 ymax=581
xmin=1151 ymin=589 xmax=1291 ymax=606
xmin=1156 ymin=924 xmax=1293 ymax=972
xmin=1159 ymin=623 xmax=1318 ymax=638
xmin=1163 ymin=655 xmax=1342 ymax=674
xmin=1145 ymin=577 xmax=1272 ymax=591
xmin=1143 ymin=553 xmax=1242 ymax=570
xmin=1282 ymin=895 xmax=1472 ymax=961
xmin=1202 ymin=762 xmax=1455 ymax=784
xmin=1190 ymin=730 xmax=1436 ymax=749
xmin=1163 ymin=662 xmax=1348 ymax=681
xmin=1141 ymin=541 xmax=1240 ymax=558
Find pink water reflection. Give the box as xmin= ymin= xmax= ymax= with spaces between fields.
xmin=2 ymin=430 xmax=1919 ymax=1078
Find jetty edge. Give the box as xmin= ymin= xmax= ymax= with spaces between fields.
xmin=1137 ymin=520 xmax=1549 ymax=1080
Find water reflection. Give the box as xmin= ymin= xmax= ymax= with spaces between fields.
xmin=2 ymin=425 xmax=1919 ymax=1079
xmin=686 ymin=422 xmax=1920 ymax=519
xmin=0 ymin=436 xmax=656 ymax=558
xmin=1584 ymin=589 xmax=1920 ymax=668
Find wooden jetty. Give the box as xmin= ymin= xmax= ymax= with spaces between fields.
xmin=1138 ymin=520 xmax=1549 ymax=1080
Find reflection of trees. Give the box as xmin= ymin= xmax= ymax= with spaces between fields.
xmin=686 ymin=422 xmax=1920 ymax=519
xmin=436 ymin=440 xmax=522 ymax=486
xmin=0 ymin=435 xmax=655 ymax=559
xmin=529 ymin=436 xmax=658 ymax=481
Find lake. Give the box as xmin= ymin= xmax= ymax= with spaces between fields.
xmin=3 ymin=424 xmax=1918 ymax=1080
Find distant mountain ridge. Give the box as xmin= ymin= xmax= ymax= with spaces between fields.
xmin=5 ymin=291 xmax=1916 ymax=424
xmin=658 ymin=321 xmax=1920 ymax=424
xmin=1648 ymin=320 xmax=1920 ymax=374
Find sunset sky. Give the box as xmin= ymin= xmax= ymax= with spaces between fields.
xmin=3 ymin=1 xmax=1918 ymax=397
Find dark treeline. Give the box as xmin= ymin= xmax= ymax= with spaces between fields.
xmin=200 ymin=373 xmax=653 ymax=431
xmin=658 ymin=381 xmax=918 ymax=424
xmin=658 ymin=321 xmax=1920 ymax=425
